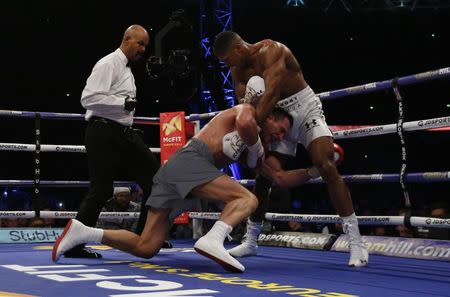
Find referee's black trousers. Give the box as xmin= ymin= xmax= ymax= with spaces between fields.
xmin=75 ymin=117 xmax=159 ymax=233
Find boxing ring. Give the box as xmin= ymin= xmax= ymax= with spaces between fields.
xmin=1 ymin=67 xmax=450 ymax=297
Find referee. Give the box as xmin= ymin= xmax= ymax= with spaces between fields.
xmin=65 ymin=25 xmax=161 ymax=258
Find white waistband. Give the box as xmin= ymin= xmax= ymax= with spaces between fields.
xmin=276 ymin=86 xmax=316 ymax=108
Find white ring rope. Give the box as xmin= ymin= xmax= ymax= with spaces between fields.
xmin=333 ymin=116 xmax=450 ymax=139
xmin=317 ymin=67 xmax=450 ymax=100
xmin=0 ymin=115 xmax=448 ymax=155
xmin=2 ymin=210 xmax=446 ymax=229
xmin=0 ymin=211 xmax=139 ymax=219
xmin=0 ymin=143 xmax=160 ymax=153
xmin=0 ymin=180 xmax=134 ymax=187
xmin=0 ymin=109 xmax=207 ymax=122
xmin=188 ymin=212 xmax=450 ymax=229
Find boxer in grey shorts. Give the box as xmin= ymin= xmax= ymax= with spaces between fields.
xmin=52 ymin=103 xmax=292 ymax=273
xmin=147 ymin=138 xmax=226 ymax=222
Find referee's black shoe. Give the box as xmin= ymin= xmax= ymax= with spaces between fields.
xmin=162 ymin=240 xmax=173 ymax=248
xmin=64 ymin=244 xmax=102 ymax=259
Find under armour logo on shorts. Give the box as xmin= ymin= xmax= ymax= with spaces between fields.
xmin=305 ymin=119 xmax=318 ymax=130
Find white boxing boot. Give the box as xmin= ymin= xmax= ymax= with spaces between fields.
xmin=228 ymin=219 xmax=262 ymax=257
xmin=342 ymin=213 xmax=369 ymax=267
xmin=52 ymin=219 xmax=103 ymax=262
xmin=194 ymin=221 xmax=245 ymax=273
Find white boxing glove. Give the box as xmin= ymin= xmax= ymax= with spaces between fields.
xmin=240 ymin=76 xmax=265 ymax=105
xmin=246 ymin=137 xmax=265 ymax=168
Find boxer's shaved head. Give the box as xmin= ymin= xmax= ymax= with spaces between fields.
xmin=213 ymin=31 xmax=242 ymax=57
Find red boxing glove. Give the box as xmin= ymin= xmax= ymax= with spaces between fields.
xmin=333 ymin=143 xmax=344 ymax=165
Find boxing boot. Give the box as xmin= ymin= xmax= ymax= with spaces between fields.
xmin=342 ymin=214 xmax=369 ymax=267
xmin=53 ymin=219 xmax=103 ymax=262
xmin=194 ymin=221 xmax=244 ymax=272
xmin=228 ymin=219 xmax=262 ymax=257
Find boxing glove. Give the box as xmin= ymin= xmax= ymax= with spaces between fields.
xmin=240 ymin=76 xmax=265 ymax=105
xmin=333 ymin=143 xmax=344 ymax=165
xmin=308 ymin=143 xmax=344 ymax=178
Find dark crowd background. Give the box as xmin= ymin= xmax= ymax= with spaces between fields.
xmin=0 ymin=0 xmax=449 ymax=238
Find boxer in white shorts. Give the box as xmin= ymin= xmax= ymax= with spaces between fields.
xmin=213 ymin=31 xmax=369 ymax=267
xmin=271 ymin=84 xmax=333 ymax=156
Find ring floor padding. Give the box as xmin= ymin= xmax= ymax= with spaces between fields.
xmin=0 ymin=239 xmax=449 ymax=297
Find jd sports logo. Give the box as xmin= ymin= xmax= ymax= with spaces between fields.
xmin=305 ymin=119 xmax=318 ymax=130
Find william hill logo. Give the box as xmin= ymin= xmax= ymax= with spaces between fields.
xmin=162 ymin=114 xmax=183 ymax=143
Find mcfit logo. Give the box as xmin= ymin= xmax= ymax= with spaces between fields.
xmin=163 ymin=115 xmax=182 ymax=136
xmin=160 ymin=111 xmax=186 ymax=164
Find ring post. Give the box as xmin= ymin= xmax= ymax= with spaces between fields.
xmin=34 ymin=113 xmax=42 ymax=218
xmin=392 ymin=78 xmax=412 ymax=228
